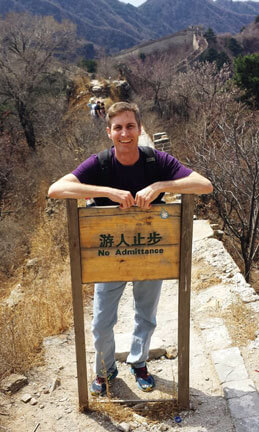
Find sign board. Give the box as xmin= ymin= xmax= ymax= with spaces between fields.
xmin=79 ymin=204 xmax=181 ymax=283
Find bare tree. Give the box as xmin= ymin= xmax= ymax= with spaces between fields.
xmin=121 ymin=52 xmax=176 ymax=116
xmin=185 ymin=84 xmax=258 ymax=282
xmin=141 ymin=61 xmax=258 ymax=282
xmin=0 ymin=13 xmax=76 ymax=150
xmin=124 ymin=55 xmax=258 ymax=281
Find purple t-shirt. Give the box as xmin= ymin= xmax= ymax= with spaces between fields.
xmin=72 ymin=147 xmax=192 ymax=204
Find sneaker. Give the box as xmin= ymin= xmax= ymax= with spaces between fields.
xmin=90 ymin=367 xmax=118 ymax=396
xmin=130 ymin=365 xmax=155 ymax=392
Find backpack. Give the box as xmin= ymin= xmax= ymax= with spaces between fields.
xmin=92 ymin=146 xmax=164 ymax=206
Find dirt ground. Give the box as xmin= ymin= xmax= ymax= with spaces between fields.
xmin=1 ymin=222 xmax=258 ymax=432
xmin=0 ymin=275 xmax=236 ymax=432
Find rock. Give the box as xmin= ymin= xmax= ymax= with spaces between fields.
xmin=26 ymin=258 xmax=39 ymax=267
xmin=112 ymin=80 xmax=131 ymax=98
xmin=59 ymin=397 xmax=68 ymax=402
xmin=159 ymin=424 xmax=169 ymax=431
xmin=30 ymin=398 xmax=38 ymax=405
xmin=165 ymin=346 xmax=178 ymax=359
xmin=2 ymin=285 xmax=24 ymax=308
xmin=65 ymin=407 xmax=72 ymax=414
xmin=129 ymin=422 xmax=138 ymax=429
xmin=92 ymin=85 xmax=102 ymax=94
xmin=118 ymin=422 xmax=131 ymax=432
xmin=214 ymin=230 xmax=224 ymax=240
xmin=134 ymin=403 xmax=147 ymax=410
xmin=21 ymin=394 xmax=32 ymax=403
xmin=115 ymin=333 xmax=166 ymax=361
xmin=1 ymin=374 xmax=28 ymax=394
xmin=50 ymin=377 xmax=61 ymax=393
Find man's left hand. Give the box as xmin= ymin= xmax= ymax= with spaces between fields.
xmin=135 ymin=184 xmax=160 ymax=209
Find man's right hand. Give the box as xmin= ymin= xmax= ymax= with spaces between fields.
xmin=106 ymin=188 xmax=135 ymax=209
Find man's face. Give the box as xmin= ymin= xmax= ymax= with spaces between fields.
xmin=106 ymin=111 xmax=141 ymax=157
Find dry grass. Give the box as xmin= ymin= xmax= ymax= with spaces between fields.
xmin=222 ymin=299 xmax=257 ymax=346
xmin=191 ymin=261 xmax=222 ymax=292
xmin=89 ymin=399 xmax=179 ymax=426
xmin=0 ymin=207 xmax=73 ymax=379
xmin=0 ymin=272 xmax=72 ymax=379
xmin=191 ymin=260 xmax=257 ymax=345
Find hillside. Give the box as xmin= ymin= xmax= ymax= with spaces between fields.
xmin=0 ymin=0 xmax=258 ymax=53
xmin=215 ymin=0 xmax=259 ymax=15
xmin=139 ymin=0 xmax=259 ymax=36
xmin=0 ymin=0 xmax=155 ymax=53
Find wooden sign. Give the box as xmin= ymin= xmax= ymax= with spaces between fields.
xmin=66 ymin=196 xmax=194 ymax=411
xmin=78 ymin=204 xmax=181 ymax=283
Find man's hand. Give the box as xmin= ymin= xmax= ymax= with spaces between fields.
xmin=135 ymin=184 xmax=160 ymax=209
xmin=107 ymin=188 xmax=135 ymax=209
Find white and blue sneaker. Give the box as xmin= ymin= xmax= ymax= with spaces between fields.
xmin=90 ymin=367 xmax=118 ymax=396
xmin=131 ymin=365 xmax=155 ymax=392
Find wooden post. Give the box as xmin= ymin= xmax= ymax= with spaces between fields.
xmin=66 ymin=199 xmax=88 ymax=411
xmin=178 ymin=194 xmax=194 ymax=409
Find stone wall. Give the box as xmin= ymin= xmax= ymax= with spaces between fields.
xmin=153 ymin=132 xmax=172 ymax=153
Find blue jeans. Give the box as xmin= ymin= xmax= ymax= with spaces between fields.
xmin=92 ymin=280 xmax=162 ymax=377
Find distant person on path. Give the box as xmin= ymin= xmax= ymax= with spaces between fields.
xmin=100 ymin=102 xmax=106 ymax=119
xmin=87 ymin=97 xmax=97 ymax=118
xmin=94 ymin=100 xmax=102 ymax=119
xmin=48 ymin=102 xmax=213 ymax=396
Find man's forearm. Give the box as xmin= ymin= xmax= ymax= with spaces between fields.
xmin=48 ymin=177 xmax=135 ymax=207
xmin=48 ymin=180 xmax=114 ymax=200
xmin=154 ymin=172 xmax=213 ymax=195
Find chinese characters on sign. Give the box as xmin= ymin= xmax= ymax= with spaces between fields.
xmin=98 ymin=232 xmax=164 ymax=256
xmin=100 ymin=232 xmax=162 ymax=247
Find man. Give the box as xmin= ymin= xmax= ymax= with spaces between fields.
xmin=48 ymin=102 xmax=213 ymax=396
xmin=94 ymin=100 xmax=102 ymax=119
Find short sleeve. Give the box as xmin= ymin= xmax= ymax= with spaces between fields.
xmin=72 ymin=154 xmax=101 ymax=184
xmin=154 ymin=150 xmax=193 ymax=180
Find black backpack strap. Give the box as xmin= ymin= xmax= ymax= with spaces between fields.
xmin=139 ymin=146 xmax=165 ymax=203
xmin=91 ymin=148 xmax=114 ymax=206
xmin=97 ymin=148 xmax=113 ymax=186
xmin=138 ymin=146 xmax=159 ymax=185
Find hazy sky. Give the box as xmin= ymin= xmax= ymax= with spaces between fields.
xmin=119 ymin=0 xmax=146 ymax=6
xmin=119 ymin=0 xmax=258 ymax=6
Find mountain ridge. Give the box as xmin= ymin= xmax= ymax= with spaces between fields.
xmin=0 ymin=0 xmax=258 ymax=53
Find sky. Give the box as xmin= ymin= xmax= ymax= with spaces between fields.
xmin=119 ymin=0 xmax=258 ymax=6
xmin=119 ymin=0 xmax=146 ymax=6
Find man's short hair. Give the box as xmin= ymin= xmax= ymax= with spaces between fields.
xmin=106 ymin=102 xmax=141 ymax=129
